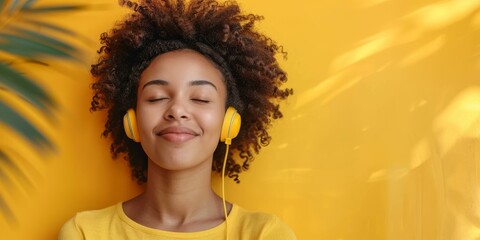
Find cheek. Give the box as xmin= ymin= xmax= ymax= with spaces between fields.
xmin=200 ymin=109 xmax=225 ymax=136
xmin=136 ymin=105 xmax=158 ymax=136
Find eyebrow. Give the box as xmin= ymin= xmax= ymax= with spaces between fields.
xmin=190 ymin=80 xmax=217 ymax=91
xmin=142 ymin=79 xmax=217 ymax=91
xmin=142 ymin=79 xmax=168 ymax=89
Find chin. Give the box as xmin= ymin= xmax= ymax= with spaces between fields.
xmin=149 ymin=153 xmax=213 ymax=171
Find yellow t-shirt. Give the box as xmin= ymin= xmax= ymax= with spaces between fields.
xmin=59 ymin=203 xmax=296 ymax=240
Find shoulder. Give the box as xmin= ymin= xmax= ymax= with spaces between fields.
xmin=67 ymin=203 xmax=118 ymax=226
xmin=231 ymin=205 xmax=296 ymax=240
xmin=58 ymin=203 xmax=119 ymax=240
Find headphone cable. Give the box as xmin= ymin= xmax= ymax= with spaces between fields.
xmin=222 ymin=142 xmax=230 ymax=240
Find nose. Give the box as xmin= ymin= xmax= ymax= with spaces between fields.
xmin=164 ymin=99 xmax=190 ymax=121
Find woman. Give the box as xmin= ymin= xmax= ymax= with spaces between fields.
xmin=60 ymin=0 xmax=294 ymax=239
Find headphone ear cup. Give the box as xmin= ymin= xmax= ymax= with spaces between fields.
xmin=220 ymin=107 xmax=241 ymax=144
xmin=123 ymin=108 xmax=140 ymax=142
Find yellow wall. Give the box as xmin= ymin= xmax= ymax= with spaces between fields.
xmin=1 ymin=0 xmax=480 ymax=239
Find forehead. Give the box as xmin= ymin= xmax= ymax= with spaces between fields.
xmin=138 ymin=49 xmax=225 ymax=89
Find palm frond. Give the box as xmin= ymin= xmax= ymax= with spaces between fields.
xmin=7 ymin=0 xmax=21 ymax=14
xmin=0 ymin=62 xmax=53 ymax=112
xmin=0 ymin=148 xmax=34 ymax=192
xmin=21 ymin=18 xmax=76 ymax=35
xmin=0 ymin=149 xmax=23 ymax=222
xmin=0 ymin=0 xmax=91 ymax=222
xmin=0 ymin=100 xmax=52 ymax=148
xmin=19 ymin=0 xmax=36 ymax=9
xmin=22 ymin=4 xmax=88 ymax=13
xmin=0 ymin=33 xmax=76 ymax=59
xmin=8 ymin=26 xmax=76 ymax=51
xmin=0 ymin=194 xmax=14 ymax=222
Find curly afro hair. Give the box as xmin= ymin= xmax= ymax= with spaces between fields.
xmin=90 ymin=0 xmax=292 ymax=184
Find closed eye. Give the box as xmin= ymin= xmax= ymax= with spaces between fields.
xmin=192 ymin=99 xmax=210 ymax=103
xmin=148 ymin=98 xmax=168 ymax=103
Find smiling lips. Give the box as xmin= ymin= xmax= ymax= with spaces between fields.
xmin=156 ymin=127 xmax=199 ymax=142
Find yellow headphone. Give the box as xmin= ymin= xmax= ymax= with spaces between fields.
xmin=123 ymin=106 xmax=241 ymax=144
xmin=123 ymin=109 xmax=140 ymax=142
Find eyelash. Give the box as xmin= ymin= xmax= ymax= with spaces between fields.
xmin=147 ymin=98 xmax=210 ymax=103
xmin=147 ymin=98 xmax=167 ymax=103
xmin=192 ymin=99 xmax=210 ymax=103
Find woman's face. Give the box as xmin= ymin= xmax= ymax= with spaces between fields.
xmin=136 ymin=49 xmax=227 ymax=171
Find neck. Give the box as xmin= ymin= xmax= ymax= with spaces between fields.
xmin=137 ymin=158 xmax=224 ymax=227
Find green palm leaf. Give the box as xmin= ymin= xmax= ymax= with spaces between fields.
xmin=0 ymin=149 xmax=35 ymax=222
xmin=22 ymin=4 xmax=87 ymax=12
xmin=8 ymin=26 xmax=76 ymax=51
xmin=0 ymin=33 xmax=75 ymax=58
xmin=0 ymin=62 xmax=53 ymax=112
xmin=20 ymin=0 xmax=36 ymax=9
xmin=7 ymin=0 xmax=20 ymax=14
xmin=0 ymin=0 xmax=92 ymax=221
xmin=0 ymin=100 xmax=52 ymax=147
xmin=21 ymin=18 xmax=76 ymax=35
